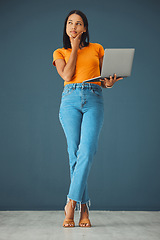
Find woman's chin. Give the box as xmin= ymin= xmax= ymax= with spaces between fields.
xmin=72 ymin=35 xmax=77 ymax=38
xmin=68 ymin=33 xmax=77 ymax=38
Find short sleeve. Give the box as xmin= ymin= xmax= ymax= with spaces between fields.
xmin=98 ymin=44 xmax=105 ymax=59
xmin=52 ymin=49 xmax=65 ymax=66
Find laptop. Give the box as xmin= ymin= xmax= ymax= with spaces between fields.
xmin=83 ymin=48 xmax=135 ymax=82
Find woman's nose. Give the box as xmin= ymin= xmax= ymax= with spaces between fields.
xmin=72 ymin=24 xmax=76 ymax=29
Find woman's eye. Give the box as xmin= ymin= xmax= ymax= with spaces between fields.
xmin=68 ymin=22 xmax=82 ymax=25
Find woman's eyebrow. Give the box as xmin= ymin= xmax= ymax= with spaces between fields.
xmin=68 ymin=19 xmax=82 ymax=23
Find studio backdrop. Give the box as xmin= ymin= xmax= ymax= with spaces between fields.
xmin=0 ymin=0 xmax=160 ymax=210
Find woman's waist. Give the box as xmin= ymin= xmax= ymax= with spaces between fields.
xmin=63 ymin=82 xmax=102 ymax=91
xmin=64 ymin=75 xmax=101 ymax=87
xmin=64 ymin=79 xmax=101 ymax=87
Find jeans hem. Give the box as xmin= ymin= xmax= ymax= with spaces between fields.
xmin=66 ymin=196 xmax=91 ymax=215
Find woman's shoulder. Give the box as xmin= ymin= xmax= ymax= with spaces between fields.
xmin=53 ymin=47 xmax=66 ymax=54
xmin=89 ymin=42 xmax=104 ymax=50
xmin=53 ymin=47 xmax=71 ymax=60
xmin=53 ymin=47 xmax=71 ymax=65
xmin=88 ymin=42 xmax=104 ymax=58
xmin=89 ymin=42 xmax=103 ymax=47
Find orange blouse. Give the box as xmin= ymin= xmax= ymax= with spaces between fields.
xmin=52 ymin=42 xmax=104 ymax=86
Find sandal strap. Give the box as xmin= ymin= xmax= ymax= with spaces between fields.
xmin=64 ymin=218 xmax=74 ymax=221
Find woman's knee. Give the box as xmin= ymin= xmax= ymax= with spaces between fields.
xmin=77 ymin=145 xmax=97 ymax=162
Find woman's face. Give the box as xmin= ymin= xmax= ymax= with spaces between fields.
xmin=66 ymin=13 xmax=86 ymax=38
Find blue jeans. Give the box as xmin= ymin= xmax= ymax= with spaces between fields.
xmin=59 ymin=82 xmax=104 ymax=210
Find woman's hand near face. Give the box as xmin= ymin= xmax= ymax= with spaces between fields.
xmin=100 ymin=74 xmax=123 ymax=88
xmin=55 ymin=31 xmax=84 ymax=82
xmin=69 ymin=31 xmax=83 ymax=50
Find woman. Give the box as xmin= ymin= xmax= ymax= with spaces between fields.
xmin=52 ymin=10 xmax=123 ymax=228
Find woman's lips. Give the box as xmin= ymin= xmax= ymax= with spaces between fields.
xmin=70 ymin=31 xmax=77 ymax=34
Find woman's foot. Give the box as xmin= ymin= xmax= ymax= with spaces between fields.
xmin=63 ymin=199 xmax=76 ymax=227
xmin=79 ymin=203 xmax=91 ymax=227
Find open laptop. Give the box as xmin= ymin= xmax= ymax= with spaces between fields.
xmin=83 ymin=48 xmax=135 ymax=82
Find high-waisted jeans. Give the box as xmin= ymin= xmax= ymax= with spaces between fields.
xmin=59 ymin=82 xmax=104 ymax=211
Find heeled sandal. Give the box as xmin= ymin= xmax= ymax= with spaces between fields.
xmin=63 ymin=201 xmax=75 ymax=227
xmin=78 ymin=203 xmax=92 ymax=227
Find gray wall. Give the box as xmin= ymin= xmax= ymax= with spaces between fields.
xmin=0 ymin=0 xmax=160 ymax=210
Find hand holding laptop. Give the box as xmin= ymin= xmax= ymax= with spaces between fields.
xmin=82 ymin=48 xmax=135 ymax=88
xmin=100 ymin=73 xmax=123 ymax=88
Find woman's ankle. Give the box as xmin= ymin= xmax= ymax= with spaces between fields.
xmin=80 ymin=203 xmax=89 ymax=215
xmin=68 ymin=199 xmax=77 ymax=209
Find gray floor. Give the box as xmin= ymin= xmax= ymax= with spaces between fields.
xmin=0 ymin=211 xmax=160 ymax=240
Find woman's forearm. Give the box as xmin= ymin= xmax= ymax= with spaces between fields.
xmin=62 ymin=48 xmax=78 ymax=82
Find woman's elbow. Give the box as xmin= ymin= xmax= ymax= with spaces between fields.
xmin=62 ymin=74 xmax=73 ymax=82
xmin=60 ymin=69 xmax=74 ymax=82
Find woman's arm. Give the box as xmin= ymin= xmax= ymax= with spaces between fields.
xmin=99 ymin=56 xmax=109 ymax=88
xmin=54 ymin=49 xmax=78 ymax=82
xmin=99 ymin=56 xmax=103 ymax=73
xmin=54 ymin=31 xmax=83 ymax=82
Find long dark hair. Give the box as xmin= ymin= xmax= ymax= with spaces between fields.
xmin=63 ymin=10 xmax=90 ymax=49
